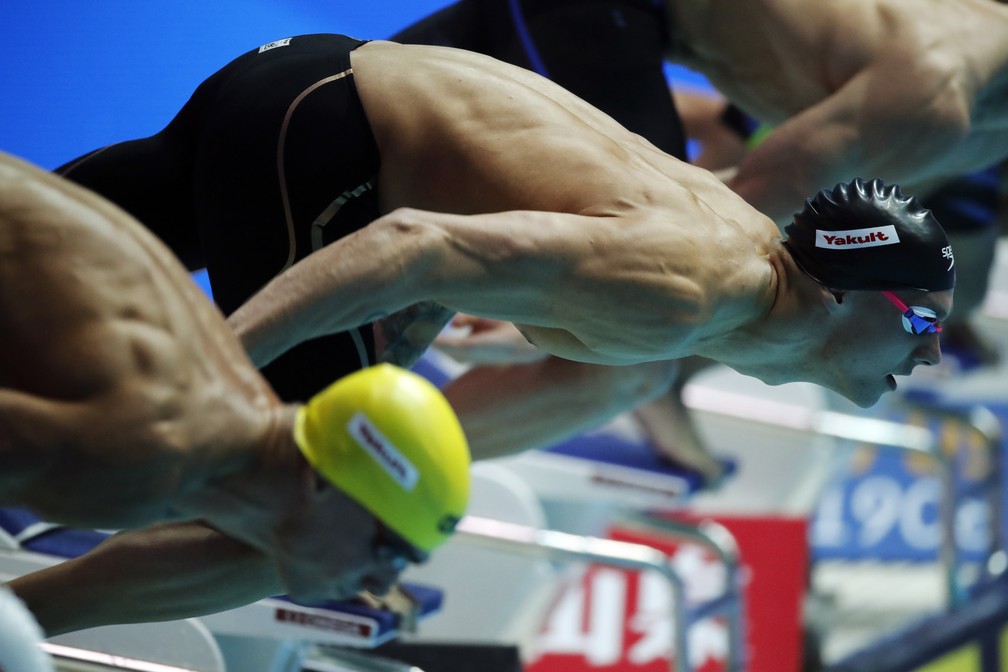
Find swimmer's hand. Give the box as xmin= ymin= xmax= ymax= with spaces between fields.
xmin=356 ymin=585 xmax=420 ymax=633
xmin=633 ymin=396 xmax=728 ymax=489
xmin=434 ymin=315 xmax=549 ymax=365
xmin=374 ymin=301 xmax=455 ymax=368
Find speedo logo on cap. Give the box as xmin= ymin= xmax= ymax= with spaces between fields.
xmin=347 ymin=413 xmax=419 ymax=491
xmin=815 ymin=225 xmax=900 ymax=250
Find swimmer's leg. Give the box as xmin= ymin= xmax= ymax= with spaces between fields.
xmin=633 ymin=357 xmax=727 ymax=485
xmin=945 ymin=225 xmax=998 ymax=323
xmin=923 ymin=167 xmax=1003 ymax=366
xmin=389 ymin=0 xmax=489 ymax=51
xmin=55 ymin=131 xmax=204 ymax=270
xmin=501 ymin=1 xmax=686 ymax=157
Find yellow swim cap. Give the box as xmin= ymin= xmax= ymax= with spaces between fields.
xmin=294 ymin=364 xmax=471 ymax=553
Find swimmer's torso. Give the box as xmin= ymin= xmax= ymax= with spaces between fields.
xmin=351 ymin=41 xmax=780 ymax=361
xmin=668 ymin=0 xmax=1008 ymax=178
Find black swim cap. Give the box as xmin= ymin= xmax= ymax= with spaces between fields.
xmin=782 ymin=178 xmax=955 ymax=292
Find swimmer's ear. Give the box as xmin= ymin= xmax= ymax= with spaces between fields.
xmin=819 ymin=286 xmax=845 ymax=314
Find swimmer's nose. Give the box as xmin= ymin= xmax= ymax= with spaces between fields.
xmin=913 ymin=335 xmax=941 ymax=367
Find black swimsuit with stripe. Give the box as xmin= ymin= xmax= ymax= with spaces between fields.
xmin=392 ymin=0 xmax=688 ymax=159
xmin=59 ymin=34 xmax=381 ymax=401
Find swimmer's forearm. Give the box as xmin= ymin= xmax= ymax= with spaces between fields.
xmin=9 ymin=521 xmax=280 ymax=635
xmin=228 ymin=211 xmax=440 ymax=367
xmin=724 ymin=86 xmax=872 ymax=227
xmin=727 ymin=124 xmax=844 ymax=228
xmin=727 ymin=70 xmax=950 ymax=227
xmin=229 ymin=207 xmax=597 ymax=366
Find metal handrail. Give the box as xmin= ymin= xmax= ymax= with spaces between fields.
xmin=614 ymin=513 xmax=745 ymax=669
xmin=455 ymin=515 xmax=744 ymax=672
xmin=450 ymin=386 xmax=1004 ymax=670
xmin=40 ymin=643 xmax=201 ymax=672
xmin=683 ymin=386 xmax=935 ymax=451
xmin=898 ymin=401 xmax=1004 ymax=604
xmin=683 ymin=384 xmax=1005 ymax=606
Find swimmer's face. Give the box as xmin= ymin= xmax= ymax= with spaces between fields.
xmin=270 ymin=467 xmax=425 ymax=605
xmin=817 ymin=289 xmax=950 ymax=407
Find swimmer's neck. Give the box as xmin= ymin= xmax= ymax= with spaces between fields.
xmin=170 ymin=405 xmax=302 ymax=551
xmin=695 ymin=243 xmax=818 ymax=383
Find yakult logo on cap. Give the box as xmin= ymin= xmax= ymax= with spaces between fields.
xmin=815 ymin=225 xmax=900 ymax=250
xmin=347 ymin=413 xmax=419 ymax=491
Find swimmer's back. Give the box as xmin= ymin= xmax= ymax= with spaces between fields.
xmin=0 ymin=151 xmax=276 ymax=525
xmin=0 ymin=152 xmax=264 ymax=401
xmin=352 ymin=40 xmax=704 ymax=216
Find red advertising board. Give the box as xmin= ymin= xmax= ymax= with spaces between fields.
xmin=525 ymin=514 xmax=808 ymax=672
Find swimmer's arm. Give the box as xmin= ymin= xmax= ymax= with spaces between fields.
xmin=727 ymin=61 xmax=968 ymax=227
xmin=230 ymin=208 xmax=654 ymax=367
xmin=672 ymin=89 xmax=749 ymax=173
xmin=8 ymin=521 xmax=280 ymax=636
xmin=445 ymin=357 xmax=677 ymax=460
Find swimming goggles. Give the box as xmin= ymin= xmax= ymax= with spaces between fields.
xmin=882 ymin=291 xmax=942 ymax=335
xmin=372 ymin=519 xmax=428 ymax=567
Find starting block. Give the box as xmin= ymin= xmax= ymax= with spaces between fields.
xmin=0 ymin=507 xmax=444 ymax=671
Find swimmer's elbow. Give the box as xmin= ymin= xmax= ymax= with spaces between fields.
xmin=371 ymin=208 xmax=452 ymax=291
xmin=375 ymin=208 xmax=443 ymax=258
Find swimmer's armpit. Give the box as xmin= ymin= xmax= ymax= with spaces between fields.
xmin=374 ymin=302 xmax=455 ymax=368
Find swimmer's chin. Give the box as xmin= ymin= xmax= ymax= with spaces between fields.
xmin=861 ymin=376 xmax=898 ymax=408
xmin=834 ymin=377 xmax=895 ymax=409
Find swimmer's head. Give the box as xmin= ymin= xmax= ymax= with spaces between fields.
xmin=783 ymin=178 xmax=955 ymax=292
xmin=294 ymin=364 xmax=471 ymax=554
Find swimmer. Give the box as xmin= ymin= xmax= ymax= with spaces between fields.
xmin=662 ymin=0 xmax=1008 ymax=226
xmin=679 ymin=91 xmax=1004 ymax=367
xmin=0 ymin=150 xmax=470 ymax=635
xmin=55 ymin=37 xmax=950 ymax=425
xmin=396 ymin=0 xmax=1008 ymax=225
xmin=384 ymin=0 xmax=1008 ymax=468
xmin=393 ymin=1 xmax=722 ymax=480
xmin=392 ymin=0 xmax=688 ymax=158
xmin=388 ymin=0 xmax=1006 ymax=469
